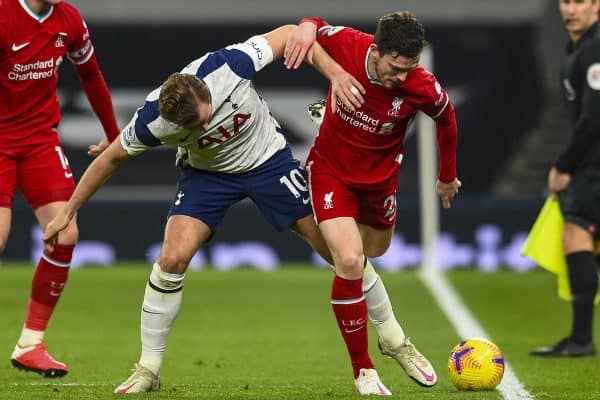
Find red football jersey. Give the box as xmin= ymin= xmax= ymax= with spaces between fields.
xmin=307 ymin=18 xmax=456 ymax=188
xmin=0 ymin=0 xmax=94 ymax=144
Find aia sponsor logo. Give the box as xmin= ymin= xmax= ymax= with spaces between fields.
xmin=197 ymin=113 xmax=251 ymax=149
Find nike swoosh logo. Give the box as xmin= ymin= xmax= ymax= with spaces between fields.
xmin=12 ymin=42 xmax=30 ymax=51
xmin=116 ymin=382 xmax=137 ymax=394
xmin=344 ymin=325 xmax=365 ymax=334
xmin=142 ymin=307 xmax=163 ymax=315
xmin=413 ymin=362 xmax=436 ymax=382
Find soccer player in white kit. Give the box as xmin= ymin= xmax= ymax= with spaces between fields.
xmin=43 ymin=25 xmax=420 ymax=394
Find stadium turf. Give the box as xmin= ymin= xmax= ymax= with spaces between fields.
xmin=0 ymin=263 xmax=597 ymax=399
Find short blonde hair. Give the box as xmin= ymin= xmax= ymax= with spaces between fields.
xmin=158 ymin=73 xmax=211 ymax=126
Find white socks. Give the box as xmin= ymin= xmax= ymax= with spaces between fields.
xmin=139 ymin=263 xmax=184 ymax=375
xmin=363 ymin=260 xmax=406 ymax=349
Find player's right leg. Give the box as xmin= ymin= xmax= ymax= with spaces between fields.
xmin=117 ymin=168 xmax=235 ymax=393
xmin=115 ymin=215 xmax=211 ymax=394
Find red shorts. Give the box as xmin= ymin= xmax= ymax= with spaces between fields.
xmin=0 ymin=133 xmax=75 ymax=209
xmin=306 ymin=158 xmax=398 ymax=230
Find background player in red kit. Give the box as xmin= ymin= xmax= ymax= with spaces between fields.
xmin=0 ymin=0 xmax=119 ymax=377
xmin=284 ymin=11 xmax=461 ymax=395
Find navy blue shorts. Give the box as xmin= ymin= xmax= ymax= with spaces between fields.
xmin=168 ymin=146 xmax=312 ymax=234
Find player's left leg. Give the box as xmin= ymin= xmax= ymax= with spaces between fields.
xmin=293 ymin=214 xmax=432 ymax=384
xmin=115 ymin=215 xmax=212 ymax=394
xmin=358 ymin=223 xmax=437 ymax=386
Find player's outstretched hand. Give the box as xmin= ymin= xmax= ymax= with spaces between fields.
xmin=329 ymin=70 xmax=365 ymax=113
xmin=436 ymin=178 xmax=461 ymax=209
xmin=284 ymin=22 xmax=317 ymax=69
xmin=43 ymin=212 xmax=72 ymax=253
xmin=88 ymin=138 xmax=110 ymax=157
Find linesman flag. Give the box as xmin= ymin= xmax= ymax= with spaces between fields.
xmin=521 ymin=197 xmax=572 ymax=301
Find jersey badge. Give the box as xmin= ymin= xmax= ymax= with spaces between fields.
xmin=55 ymin=33 xmax=67 ymax=48
xmin=123 ymin=124 xmax=136 ymax=146
xmin=387 ymin=97 xmax=403 ymax=116
xmin=224 ymin=95 xmax=239 ymax=109
xmin=586 ymin=63 xmax=600 ymax=91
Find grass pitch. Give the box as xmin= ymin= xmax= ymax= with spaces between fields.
xmin=0 ymin=263 xmax=597 ymax=399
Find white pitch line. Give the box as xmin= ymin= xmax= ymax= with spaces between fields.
xmin=9 ymin=382 xmax=109 ymax=387
xmin=420 ymin=270 xmax=535 ymax=400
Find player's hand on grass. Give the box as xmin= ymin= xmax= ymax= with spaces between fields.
xmin=88 ymin=138 xmax=110 ymax=157
xmin=284 ymin=22 xmax=317 ymax=69
xmin=436 ymin=178 xmax=461 ymax=209
xmin=329 ymin=71 xmax=365 ymax=113
xmin=43 ymin=212 xmax=72 ymax=252
xmin=547 ymin=167 xmax=570 ymax=198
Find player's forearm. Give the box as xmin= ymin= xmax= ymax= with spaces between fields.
xmin=311 ymin=42 xmax=345 ymax=80
xmin=64 ymin=141 xmax=130 ymax=219
xmin=263 ymin=24 xmax=297 ymax=60
xmin=76 ymin=56 xmax=120 ymax=141
xmin=299 ymin=17 xmax=328 ymax=31
xmin=435 ymin=103 xmax=458 ymax=182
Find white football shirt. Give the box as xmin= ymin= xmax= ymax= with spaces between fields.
xmin=120 ymin=35 xmax=286 ymax=173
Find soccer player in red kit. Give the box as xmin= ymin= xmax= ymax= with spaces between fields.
xmin=284 ymin=11 xmax=461 ymax=395
xmin=0 ymin=0 xmax=119 ymax=377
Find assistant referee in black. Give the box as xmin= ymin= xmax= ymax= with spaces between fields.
xmin=531 ymin=0 xmax=600 ymax=357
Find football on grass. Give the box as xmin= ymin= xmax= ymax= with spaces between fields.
xmin=448 ymin=337 xmax=505 ymax=390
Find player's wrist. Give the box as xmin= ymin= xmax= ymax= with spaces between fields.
xmin=299 ymin=17 xmax=320 ymax=33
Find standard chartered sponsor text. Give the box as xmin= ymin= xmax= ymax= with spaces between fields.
xmin=336 ymin=98 xmax=380 ymax=133
xmin=9 ymin=58 xmax=54 ymax=81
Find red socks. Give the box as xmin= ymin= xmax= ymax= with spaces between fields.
xmin=331 ymin=275 xmax=374 ymax=378
xmin=25 ymin=244 xmax=74 ymax=331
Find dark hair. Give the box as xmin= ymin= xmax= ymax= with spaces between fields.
xmin=374 ymin=11 xmax=427 ymax=59
xmin=158 ymin=73 xmax=211 ymax=126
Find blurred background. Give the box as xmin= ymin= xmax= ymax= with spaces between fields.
xmin=4 ymin=0 xmax=568 ymax=271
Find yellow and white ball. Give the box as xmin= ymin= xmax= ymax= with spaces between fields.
xmin=448 ymin=338 xmax=505 ymax=391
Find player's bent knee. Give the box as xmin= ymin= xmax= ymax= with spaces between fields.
xmin=336 ymin=251 xmax=364 ymax=274
xmin=156 ymin=254 xmax=190 ymax=275
xmin=150 ymin=262 xmax=185 ymax=291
